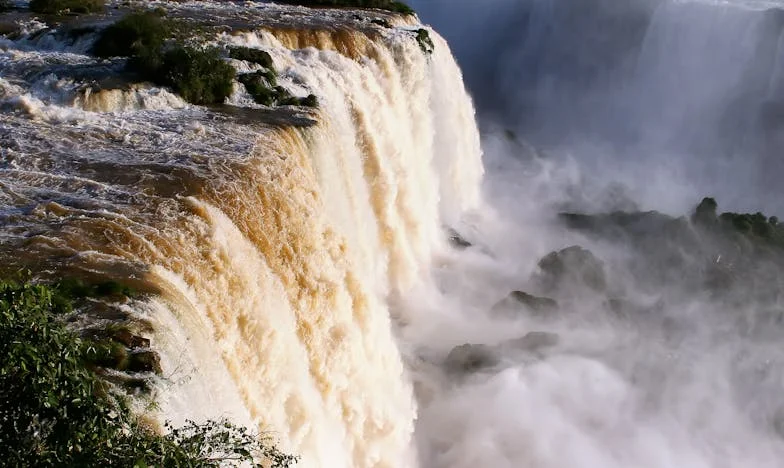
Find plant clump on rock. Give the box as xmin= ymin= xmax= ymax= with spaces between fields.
xmin=157 ymin=46 xmax=236 ymax=105
xmin=91 ymin=10 xmax=169 ymax=62
xmin=691 ymin=197 xmax=784 ymax=247
xmin=230 ymin=46 xmax=318 ymax=108
xmin=415 ymin=28 xmax=434 ymax=54
xmin=237 ymin=70 xmax=318 ymax=108
xmin=228 ymin=46 xmax=274 ymax=68
xmin=92 ymin=12 xmax=317 ymax=107
xmin=92 ymin=11 xmax=235 ymax=105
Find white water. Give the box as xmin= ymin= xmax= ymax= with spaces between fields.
xmin=1 ymin=5 xmax=483 ymax=466
xmin=6 ymin=1 xmax=784 ymax=467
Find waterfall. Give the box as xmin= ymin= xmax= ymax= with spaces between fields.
xmin=0 ymin=8 xmax=484 ymax=468
xmin=135 ymin=25 xmax=484 ymax=468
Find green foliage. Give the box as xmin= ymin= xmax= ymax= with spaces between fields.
xmin=93 ymin=13 xmax=233 ymax=105
xmin=415 ymin=28 xmax=434 ymax=54
xmin=280 ymin=0 xmax=414 ymax=14
xmin=57 ymin=277 xmax=135 ymax=299
xmin=719 ymin=211 xmax=781 ymax=240
xmin=92 ymin=11 xmax=170 ymax=61
xmin=155 ymin=46 xmax=236 ymax=105
xmin=238 ymin=71 xmax=318 ymax=108
xmin=229 ymin=46 xmax=274 ymax=68
xmin=0 ymin=280 xmax=297 ymax=467
xmin=29 ymin=0 xmax=104 ymax=14
xmin=0 ymin=0 xmax=11 ymax=12
xmin=0 ymin=280 xmax=111 ymax=466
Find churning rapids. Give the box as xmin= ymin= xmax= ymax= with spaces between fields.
xmin=4 ymin=0 xmax=784 ymax=467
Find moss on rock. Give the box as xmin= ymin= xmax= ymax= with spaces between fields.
xmin=238 ymin=70 xmax=318 ymax=108
xmin=156 ymin=46 xmax=235 ymax=105
xmin=228 ymin=46 xmax=274 ymax=68
xmin=415 ymin=28 xmax=434 ymax=54
xmin=93 ymin=13 xmax=234 ymax=105
xmin=92 ymin=10 xmax=169 ymax=61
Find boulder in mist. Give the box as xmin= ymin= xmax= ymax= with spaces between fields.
xmin=490 ymin=290 xmax=558 ymax=318
xmin=446 ymin=227 xmax=472 ymax=249
xmin=501 ymin=331 xmax=560 ymax=352
xmin=535 ymin=245 xmax=607 ymax=294
xmin=444 ymin=343 xmax=500 ymax=375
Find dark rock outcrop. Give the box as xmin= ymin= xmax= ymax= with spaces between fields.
xmin=127 ymin=350 xmax=162 ymax=374
xmin=491 ymin=290 xmax=558 ymax=319
xmin=509 ymin=291 xmax=558 ymax=312
xmin=444 ymin=344 xmax=500 ymax=375
xmin=535 ymin=245 xmax=607 ymax=294
xmin=502 ymin=331 xmax=560 ymax=351
xmin=443 ymin=331 xmax=560 ymax=376
xmin=446 ymin=228 xmax=472 ymax=249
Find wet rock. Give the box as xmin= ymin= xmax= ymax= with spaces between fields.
xmin=127 ymin=350 xmax=162 ymax=374
xmin=491 ymin=290 xmax=558 ymax=319
xmin=371 ymin=18 xmax=391 ymax=28
xmin=84 ymin=326 xmax=150 ymax=349
xmin=101 ymin=372 xmax=151 ymax=393
xmin=509 ymin=291 xmax=558 ymax=312
xmin=502 ymin=331 xmax=560 ymax=351
xmin=446 ymin=228 xmax=472 ymax=249
xmin=536 ymin=245 xmax=607 ymax=294
xmin=228 ymin=46 xmax=273 ymax=68
xmin=692 ymin=197 xmax=718 ymax=225
xmin=444 ymin=344 xmax=500 ymax=375
xmin=110 ymin=328 xmax=150 ymax=349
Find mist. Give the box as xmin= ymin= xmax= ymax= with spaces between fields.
xmin=411 ymin=0 xmax=784 ymax=215
xmin=399 ymin=1 xmax=784 ymax=467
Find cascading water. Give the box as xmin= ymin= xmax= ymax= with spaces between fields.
xmin=0 ymin=3 xmax=482 ymax=467
xmin=9 ymin=0 xmax=784 ymax=467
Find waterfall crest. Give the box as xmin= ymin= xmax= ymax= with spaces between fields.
xmin=0 ymin=11 xmax=483 ymax=467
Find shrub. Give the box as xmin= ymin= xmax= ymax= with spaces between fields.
xmin=238 ymin=71 xmax=279 ymax=106
xmin=155 ymin=46 xmax=235 ymax=105
xmin=0 ymin=279 xmax=298 ymax=467
xmin=228 ymin=46 xmax=274 ymax=68
xmin=29 ymin=0 xmax=105 ymax=14
xmin=93 ymin=12 xmax=234 ymax=106
xmin=415 ymin=28 xmax=434 ymax=54
xmin=0 ymin=0 xmax=11 ymax=12
xmin=92 ymin=10 xmax=169 ymax=61
xmin=92 ymin=13 xmax=316 ymax=106
xmin=238 ymin=71 xmax=318 ymax=108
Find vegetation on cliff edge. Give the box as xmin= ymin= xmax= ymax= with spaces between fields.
xmin=93 ymin=12 xmax=317 ymax=107
xmin=92 ymin=11 xmax=235 ymax=105
xmin=0 ymin=279 xmax=297 ymax=467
